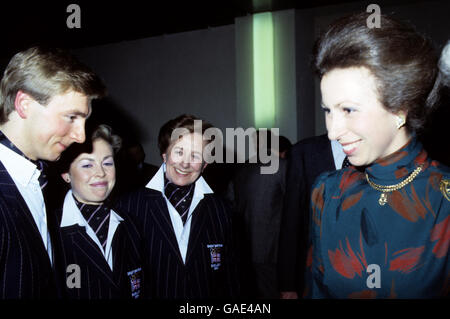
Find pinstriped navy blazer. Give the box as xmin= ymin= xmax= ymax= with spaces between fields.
xmin=117 ymin=187 xmax=240 ymax=299
xmin=54 ymin=203 xmax=145 ymax=299
xmin=0 ymin=161 xmax=58 ymax=299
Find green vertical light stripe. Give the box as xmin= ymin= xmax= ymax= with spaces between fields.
xmin=253 ymin=12 xmax=275 ymax=129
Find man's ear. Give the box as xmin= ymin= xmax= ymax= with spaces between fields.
xmin=162 ymin=153 xmax=167 ymax=163
xmin=61 ymin=173 xmax=71 ymax=184
xmin=14 ymin=90 xmax=34 ymax=119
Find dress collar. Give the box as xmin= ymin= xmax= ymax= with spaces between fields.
xmin=365 ymin=137 xmax=427 ymax=185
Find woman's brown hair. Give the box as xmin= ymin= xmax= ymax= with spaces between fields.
xmin=314 ymin=12 xmax=440 ymax=132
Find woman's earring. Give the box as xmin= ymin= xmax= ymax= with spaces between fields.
xmin=396 ymin=116 xmax=405 ymax=129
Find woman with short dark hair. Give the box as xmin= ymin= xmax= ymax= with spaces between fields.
xmin=56 ymin=124 xmax=143 ymax=299
xmin=306 ymin=13 xmax=449 ymax=298
xmin=117 ymin=114 xmax=239 ymax=299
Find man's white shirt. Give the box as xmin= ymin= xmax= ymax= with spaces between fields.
xmin=0 ymin=143 xmax=53 ymax=264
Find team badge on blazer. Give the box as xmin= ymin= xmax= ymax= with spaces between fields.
xmin=207 ymin=244 xmax=223 ymax=270
xmin=127 ymin=268 xmax=142 ymax=299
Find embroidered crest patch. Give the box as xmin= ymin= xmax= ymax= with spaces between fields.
xmin=127 ymin=267 xmax=142 ymax=299
xmin=207 ymin=244 xmax=223 ymax=270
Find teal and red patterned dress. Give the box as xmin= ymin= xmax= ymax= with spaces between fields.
xmin=305 ymin=138 xmax=449 ymax=298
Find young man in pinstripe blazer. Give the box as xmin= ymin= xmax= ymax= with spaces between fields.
xmin=0 ymin=47 xmax=105 ymax=298
xmin=118 ymin=114 xmax=240 ymax=298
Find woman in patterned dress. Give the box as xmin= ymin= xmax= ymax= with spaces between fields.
xmin=305 ymin=12 xmax=449 ymax=298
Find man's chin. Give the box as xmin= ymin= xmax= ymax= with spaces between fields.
xmin=45 ymin=152 xmax=62 ymax=162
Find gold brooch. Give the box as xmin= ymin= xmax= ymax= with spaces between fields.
xmin=365 ymin=165 xmax=424 ymax=206
xmin=440 ymin=179 xmax=450 ymax=202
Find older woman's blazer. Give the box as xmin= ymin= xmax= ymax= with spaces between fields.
xmin=117 ymin=187 xmax=240 ymax=299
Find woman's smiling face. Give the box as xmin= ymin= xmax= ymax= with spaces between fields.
xmin=320 ymin=66 xmax=409 ymax=166
xmin=163 ymin=132 xmax=206 ymax=186
xmin=63 ymin=138 xmax=116 ymax=204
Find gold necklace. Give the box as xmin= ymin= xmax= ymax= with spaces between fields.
xmin=365 ymin=164 xmax=423 ymax=206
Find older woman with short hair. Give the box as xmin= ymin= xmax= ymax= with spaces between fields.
xmin=306 ymin=13 xmax=449 ymax=298
xmin=118 ymin=114 xmax=239 ymax=299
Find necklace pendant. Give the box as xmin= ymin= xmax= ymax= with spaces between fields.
xmin=378 ymin=192 xmax=388 ymax=206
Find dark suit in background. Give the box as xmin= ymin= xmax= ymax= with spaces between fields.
xmin=0 ymin=162 xmax=58 ymax=298
xmin=117 ymin=188 xmax=240 ymax=299
xmin=227 ymin=159 xmax=287 ymax=298
xmin=277 ymin=134 xmax=336 ymax=296
xmin=115 ymin=141 xmax=159 ymax=195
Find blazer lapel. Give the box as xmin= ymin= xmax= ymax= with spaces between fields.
xmin=111 ymin=225 xmax=124 ymax=278
xmin=185 ymin=198 xmax=208 ymax=264
xmin=110 ymin=224 xmax=130 ymax=285
xmin=0 ymin=164 xmax=51 ymax=262
xmin=61 ymin=224 xmax=117 ymax=286
xmin=149 ymin=192 xmax=184 ymax=263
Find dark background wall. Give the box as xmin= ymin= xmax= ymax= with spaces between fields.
xmin=310 ymin=0 xmax=450 ymax=135
xmin=1 ymin=0 xmax=448 ymax=165
xmin=74 ymin=25 xmax=236 ymax=165
xmin=77 ymin=0 xmax=450 ymax=165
